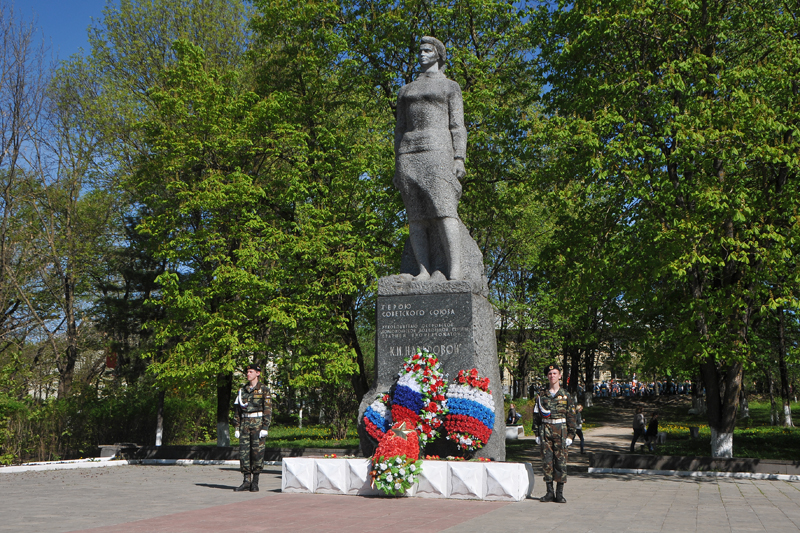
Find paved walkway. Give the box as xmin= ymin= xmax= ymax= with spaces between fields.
xmin=3 ymin=403 xmax=799 ymax=532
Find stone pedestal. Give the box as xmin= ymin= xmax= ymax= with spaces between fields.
xmin=282 ymin=458 xmax=534 ymax=501
xmin=358 ymin=278 xmax=506 ymax=461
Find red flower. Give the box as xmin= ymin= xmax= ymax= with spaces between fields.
xmin=392 ymin=404 xmax=421 ymax=426
xmin=427 ymin=401 xmax=438 ymax=413
xmin=373 ymin=422 xmax=420 ymax=462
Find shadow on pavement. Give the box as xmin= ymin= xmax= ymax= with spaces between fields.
xmin=195 ymin=483 xmax=238 ymax=490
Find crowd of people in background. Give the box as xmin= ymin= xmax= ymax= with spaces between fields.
xmin=593 ymin=378 xmax=693 ymax=398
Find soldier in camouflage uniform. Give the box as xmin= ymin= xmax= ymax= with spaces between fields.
xmin=533 ymin=363 xmax=577 ymax=503
xmin=232 ymin=363 xmax=272 ymax=492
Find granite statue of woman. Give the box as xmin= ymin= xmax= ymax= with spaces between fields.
xmin=394 ymin=36 xmax=467 ymax=282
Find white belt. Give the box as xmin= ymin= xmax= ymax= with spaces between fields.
xmin=543 ymin=418 xmax=566 ymax=424
xmin=242 ymin=412 xmax=263 ymax=418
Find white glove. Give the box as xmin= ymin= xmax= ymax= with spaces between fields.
xmin=259 ymin=430 xmax=268 ymax=439
xmin=565 ymin=438 xmax=573 ymax=448
xmin=234 ymin=430 xmax=240 ymax=439
xmin=535 ymin=436 xmax=540 ymax=445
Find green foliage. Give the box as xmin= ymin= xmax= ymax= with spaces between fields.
xmin=0 ymin=368 xmax=219 ymax=464
xmin=136 ymin=40 xmax=284 ymax=383
xmin=534 ymin=0 xmax=800 ymax=439
xmin=656 ymin=424 xmax=800 ymax=461
xmin=232 ymin=425 xmax=359 ymax=449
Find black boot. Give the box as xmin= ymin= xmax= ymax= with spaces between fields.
xmin=250 ymin=472 xmax=260 ymax=492
xmin=540 ymin=482 xmax=555 ymax=502
xmin=555 ymin=482 xmax=566 ymax=503
xmin=234 ymin=474 xmax=251 ymax=492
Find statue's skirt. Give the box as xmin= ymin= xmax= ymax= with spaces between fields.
xmin=394 ymin=149 xmax=461 ymax=222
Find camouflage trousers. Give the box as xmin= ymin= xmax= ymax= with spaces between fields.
xmin=239 ymin=417 xmax=266 ymax=474
xmin=540 ymin=422 xmax=569 ymax=483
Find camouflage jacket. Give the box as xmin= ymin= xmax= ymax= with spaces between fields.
xmin=533 ymin=386 xmax=577 ymax=439
xmin=232 ymin=381 xmax=272 ymax=430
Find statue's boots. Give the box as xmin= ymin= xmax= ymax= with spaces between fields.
xmin=555 ymin=482 xmax=566 ymax=503
xmin=234 ymin=474 xmax=251 ymax=492
xmin=540 ymin=482 xmax=555 ymax=502
xmin=250 ymin=473 xmax=260 ymax=492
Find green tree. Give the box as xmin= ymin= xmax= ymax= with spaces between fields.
xmin=10 ymin=56 xmax=116 ymax=398
xmin=0 ymin=4 xmax=49 ymax=360
xmin=82 ymin=0 xmax=255 ymax=444
xmin=537 ymin=0 xmax=800 ymax=456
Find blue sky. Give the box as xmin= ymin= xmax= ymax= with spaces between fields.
xmin=19 ymin=0 xmax=113 ymax=59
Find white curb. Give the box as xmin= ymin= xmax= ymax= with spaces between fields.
xmin=0 ymin=457 xmax=128 ymax=474
xmin=0 ymin=458 xmax=283 ymax=473
xmin=589 ymin=467 xmax=800 ymax=482
xmin=133 ymin=459 xmax=281 ymax=466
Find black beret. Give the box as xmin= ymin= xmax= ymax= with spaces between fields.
xmin=246 ymin=363 xmax=261 ymax=372
xmin=544 ymin=363 xmax=561 ymax=374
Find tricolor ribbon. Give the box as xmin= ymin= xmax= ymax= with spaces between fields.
xmin=534 ymin=394 xmax=551 ymax=418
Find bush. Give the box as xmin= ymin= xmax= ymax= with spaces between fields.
xmin=0 ymin=376 xmax=219 ymax=464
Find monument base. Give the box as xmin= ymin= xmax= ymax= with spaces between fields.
xmin=358 ymin=278 xmax=505 ymax=461
xmin=282 ymin=458 xmax=534 ymax=501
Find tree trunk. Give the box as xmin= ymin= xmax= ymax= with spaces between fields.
xmin=766 ymin=367 xmax=778 ymax=426
xmin=216 ymin=371 xmax=232 ymax=447
xmin=567 ymin=345 xmax=580 ymax=395
xmin=155 ymin=389 xmax=165 ymax=446
xmin=57 ymin=264 xmax=77 ymax=399
xmin=691 ymin=374 xmax=705 ymax=413
xmin=739 ymin=385 xmax=749 ymax=420
xmin=583 ymin=347 xmax=595 ymax=406
xmin=777 ymin=307 xmax=793 ymax=427
xmin=700 ymin=360 xmax=742 ymax=458
xmin=346 ymin=307 xmax=369 ymax=400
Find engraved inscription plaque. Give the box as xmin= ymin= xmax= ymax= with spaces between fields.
xmin=376 ymin=293 xmax=473 ymax=385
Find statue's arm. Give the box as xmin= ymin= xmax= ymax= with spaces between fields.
xmin=448 ymin=82 xmax=467 ymax=160
xmin=394 ymin=89 xmax=407 ymax=155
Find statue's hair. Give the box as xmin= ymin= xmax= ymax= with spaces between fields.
xmin=421 ymin=36 xmax=446 ymax=70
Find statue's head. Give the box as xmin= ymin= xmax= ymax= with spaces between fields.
xmin=420 ymin=36 xmax=446 ymax=70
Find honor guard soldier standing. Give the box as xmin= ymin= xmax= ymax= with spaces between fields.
xmin=232 ymin=363 xmax=272 ymax=492
xmin=533 ymin=363 xmax=577 ymax=503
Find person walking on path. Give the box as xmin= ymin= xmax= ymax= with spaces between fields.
xmin=630 ymin=406 xmax=645 ymax=453
xmin=533 ymin=363 xmax=577 ymax=503
xmin=232 ymin=363 xmax=272 ymax=492
xmin=575 ymin=404 xmax=585 ymax=454
xmin=645 ymin=411 xmax=659 ymax=452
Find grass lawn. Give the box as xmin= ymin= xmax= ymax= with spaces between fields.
xmin=227 ymin=425 xmax=359 ymax=449
xmin=643 ymin=400 xmax=800 ymax=460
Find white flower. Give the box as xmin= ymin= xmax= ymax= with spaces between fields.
xmin=386 ymin=474 xmax=393 ymax=482
xmin=394 ymin=483 xmax=401 ymax=490
xmin=410 ymin=464 xmax=416 ymax=472
xmin=399 ymin=468 xmax=406 ymax=476
xmin=395 ymin=457 xmax=402 ymax=464
xmin=380 ymin=463 xmax=387 ymax=470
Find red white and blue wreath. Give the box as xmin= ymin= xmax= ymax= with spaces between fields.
xmin=443 ymin=368 xmax=494 ymax=452
xmin=391 ymin=349 xmax=449 ymax=446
